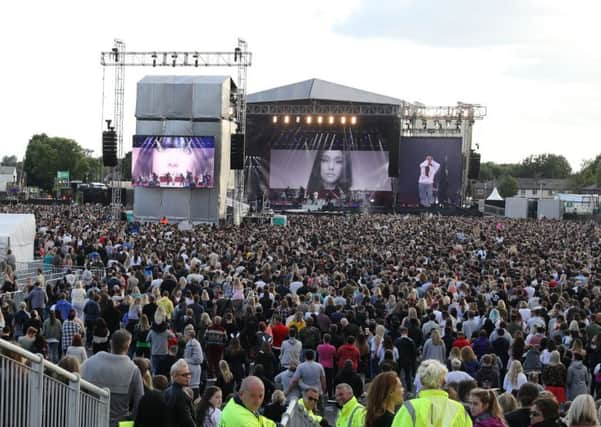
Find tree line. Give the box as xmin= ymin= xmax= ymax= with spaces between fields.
xmin=2 ymin=134 xmax=600 ymax=197
xmin=2 ymin=134 xmax=131 ymax=192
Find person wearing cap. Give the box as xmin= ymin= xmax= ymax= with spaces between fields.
xmin=183 ymin=324 xmax=204 ymax=399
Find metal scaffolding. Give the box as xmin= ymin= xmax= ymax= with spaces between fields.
xmin=100 ymin=39 xmax=252 ymax=223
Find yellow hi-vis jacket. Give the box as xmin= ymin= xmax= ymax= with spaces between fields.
xmin=298 ymin=398 xmax=323 ymax=424
xmin=392 ymin=389 xmax=472 ymax=427
xmin=335 ymin=396 xmax=365 ymax=427
xmin=218 ymin=396 xmax=276 ymax=427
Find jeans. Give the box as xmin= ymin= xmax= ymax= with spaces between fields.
xmin=48 ymin=342 xmax=60 ymax=364
xmin=418 ymin=183 xmax=434 ymax=207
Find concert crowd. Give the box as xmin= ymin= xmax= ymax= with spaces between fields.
xmin=2 ymin=203 xmax=601 ymax=427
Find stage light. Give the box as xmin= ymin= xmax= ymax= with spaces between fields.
xmin=328 ymin=116 xmax=335 ymax=125
xmin=306 ymin=116 xmax=312 ymax=124
xmin=317 ymin=116 xmax=323 ymax=124
xmin=272 ymin=116 xmax=278 ymax=124
xmin=350 ymin=116 xmax=357 ymax=125
xmin=296 ymin=116 xmax=301 ymax=123
xmin=284 ymin=115 xmax=290 ymax=124
xmin=341 ymin=116 xmax=347 ymax=125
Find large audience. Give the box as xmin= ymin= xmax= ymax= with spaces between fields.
xmin=2 ymin=203 xmax=601 ymax=427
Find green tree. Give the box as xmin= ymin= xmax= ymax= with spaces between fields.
xmin=520 ymin=153 xmax=572 ymax=179
xmin=1 ymin=155 xmax=18 ymax=166
xmin=23 ymin=134 xmax=99 ymax=191
xmin=498 ymin=175 xmax=518 ymax=198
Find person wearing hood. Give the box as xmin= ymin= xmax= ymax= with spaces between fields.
xmin=469 ymin=388 xmax=506 ymax=427
xmin=566 ymin=352 xmax=591 ymax=401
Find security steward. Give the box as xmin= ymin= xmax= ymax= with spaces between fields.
xmin=219 ymin=376 xmax=275 ymax=427
xmin=392 ymin=359 xmax=472 ymax=427
xmin=334 ymin=383 xmax=365 ymax=427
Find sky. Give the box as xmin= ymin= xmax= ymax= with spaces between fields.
xmin=1 ymin=0 xmax=600 ymax=171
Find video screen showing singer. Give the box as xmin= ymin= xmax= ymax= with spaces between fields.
xmin=418 ymin=154 xmax=440 ymax=207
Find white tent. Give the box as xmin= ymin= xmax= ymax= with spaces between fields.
xmin=0 ymin=214 xmax=36 ymax=263
xmin=486 ymin=187 xmax=504 ymax=201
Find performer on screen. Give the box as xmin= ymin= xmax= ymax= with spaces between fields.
xmin=306 ymin=149 xmax=352 ymax=199
xmin=418 ymin=154 xmax=440 ymax=207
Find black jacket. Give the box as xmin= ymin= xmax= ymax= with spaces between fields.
xmin=394 ymin=336 xmax=416 ymax=367
xmin=163 ymin=382 xmax=196 ymax=427
xmin=135 ymin=386 xmax=169 ymax=427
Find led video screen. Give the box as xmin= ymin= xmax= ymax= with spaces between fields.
xmin=269 ymin=150 xmax=391 ymax=193
xmin=397 ymin=137 xmax=463 ymax=205
xmin=131 ymin=136 xmax=215 ymax=188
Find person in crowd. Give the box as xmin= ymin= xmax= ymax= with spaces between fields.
xmin=81 ymin=329 xmax=144 ymax=427
xmin=204 ymin=315 xmax=227 ymax=379
xmin=528 ymin=397 xmax=566 ymax=427
xmin=497 ymin=392 xmax=518 ymax=415
xmin=92 ymin=317 xmax=110 ymax=354
xmin=297 ymin=386 xmax=327 ymax=425
xmin=334 ymin=382 xmax=365 ymax=427
xmin=42 ymin=310 xmax=62 ymax=363
xmin=218 ymin=376 xmax=275 ymax=427
xmin=565 ymin=394 xmax=599 ymax=427
xmin=196 ymin=386 xmax=223 ymax=427
xmin=476 ymin=354 xmax=500 ymax=389
xmin=58 ymin=355 xmax=81 ymax=373
xmin=567 ymin=352 xmax=591 ymax=401
xmin=364 ymin=371 xmax=404 ymax=427
xmin=133 ymin=357 xmax=169 ymax=427
xmin=423 ymin=328 xmax=446 ymax=364
xmin=279 ymin=327 xmax=302 ymax=370
xmin=392 ymin=359 xmax=472 ymax=427
xmin=61 ymin=309 xmax=84 ymax=356
xmin=468 ymin=388 xmax=507 ymax=427
xmin=263 ymin=390 xmax=288 ymax=424
xmin=317 ymin=333 xmax=336 ymax=399
xmin=183 ymin=324 xmax=204 ymax=399
xmin=447 ymin=358 xmax=475 ymax=384
xmin=65 ymin=333 xmax=88 ymax=365
xmin=334 ymin=359 xmax=364 ymax=399
xmin=336 ymin=335 xmax=361 ymax=371
xmin=216 ymin=360 xmax=236 ymax=399
xmin=275 ymin=360 xmax=300 ymax=402
xmin=163 ymin=358 xmax=196 ymax=427
xmin=286 ymin=349 xmax=326 ymax=397
xmin=542 ymin=350 xmax=567 ymax=403
xmin=18 ymin=326 xmax=38 ymax=351
xmin=504 ymin=360 xmax=527 ymax=394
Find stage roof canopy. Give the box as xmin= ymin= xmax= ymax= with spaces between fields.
xmin=248 ymin=78 xmax=402 ymax=105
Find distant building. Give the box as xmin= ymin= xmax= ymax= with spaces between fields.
xmin=514 ymin=178 xmax=571 ymax=198
xmin=0 ymin=166 xmax=17 ymax=192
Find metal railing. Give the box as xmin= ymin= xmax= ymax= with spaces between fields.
xmin=0 ymin=339 xmax=111 ymax=427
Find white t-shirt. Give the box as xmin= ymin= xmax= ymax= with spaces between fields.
xmin=419 ymin=159 xmax=440 ymax=184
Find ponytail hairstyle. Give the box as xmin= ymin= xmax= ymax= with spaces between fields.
xmin=470 ymin=388 xmax=506 ymax=424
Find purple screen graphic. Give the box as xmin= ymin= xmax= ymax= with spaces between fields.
xmin=131 ymin=136 xmax=215 ymax=188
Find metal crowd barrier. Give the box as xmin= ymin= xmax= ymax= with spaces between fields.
xmin=280 ymin=398 xmax=323 ymax=427
xmin=0 ymin=339 xmax=111 ymax=427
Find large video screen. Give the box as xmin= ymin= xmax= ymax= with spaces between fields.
xmin=270 ymin=150 xmax=391 ymax=192
xmin=131 ymin=136 xmax=215 ymax=188
xmin=397 ymin=137 xmax=463 ymax=205
xmin=244 ymin=116 xmax=398 ymax=201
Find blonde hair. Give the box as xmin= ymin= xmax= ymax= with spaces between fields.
xmin=507 ymin=360 xmax=523 ymax=386
xmin=219 ymin=360 xmax=233 ymax=383
xmin=417 ymin=359 xmax=447 ymax=389
xmin=567 ymin=395 xmax=599 ymax=426
xmin=448 ymin=347 xmax=461 ymax=361
xmin=431 ymin=329 xmax=443 ymax=346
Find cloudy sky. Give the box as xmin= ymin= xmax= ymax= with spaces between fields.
xmin=1 ymin=0 xmax=600 ymax=171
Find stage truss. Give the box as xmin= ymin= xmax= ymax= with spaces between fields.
xmin=100 ymin=39 xmax=252 ymax=223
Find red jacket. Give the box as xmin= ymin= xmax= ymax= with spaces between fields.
xmin=452 ymin=337 xmax=471 ymax=349
xmin=271 ymin=323 xmax=289 ymax=349
xmin=336 ymin=344 xmax=361 ymax=370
